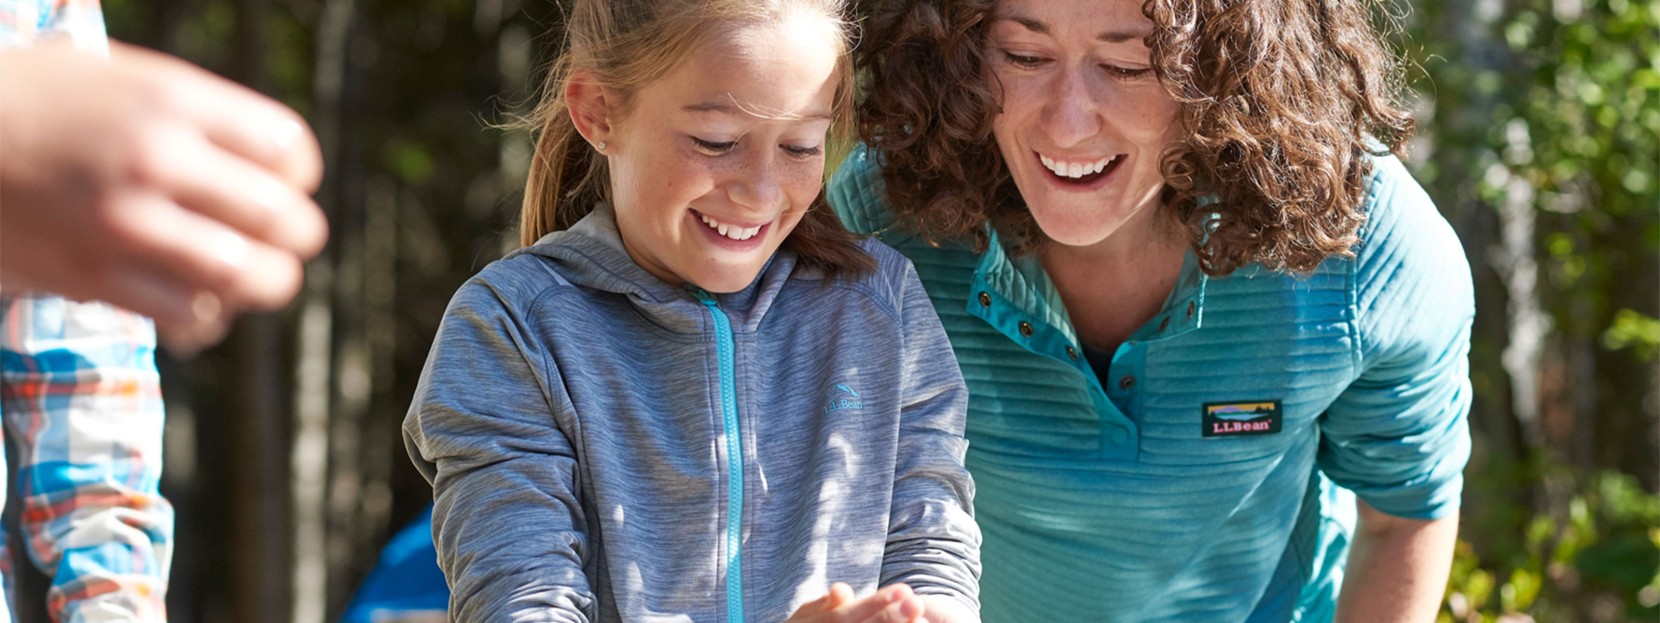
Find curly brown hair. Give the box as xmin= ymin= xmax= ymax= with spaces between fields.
xmin=856 ymin=0 xmax=1417 ymax=275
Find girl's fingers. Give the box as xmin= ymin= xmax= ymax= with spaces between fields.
xmin=861 ymin=595 xmax=925 ymax=623
xmin=826 ymin=582 xmax=855 ymax=607
xmin=834 ymin=584 xmax=916 ymax=622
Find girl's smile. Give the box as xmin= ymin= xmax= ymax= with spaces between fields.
xmin=570 ymin=10 xmax=842 ymax=293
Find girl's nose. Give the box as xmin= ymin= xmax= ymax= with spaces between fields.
xmin=727 ymin=152 xmax=785 ymax=212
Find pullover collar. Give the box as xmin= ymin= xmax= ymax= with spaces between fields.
xmin=516 ymin=206 xmax=798 ymax=334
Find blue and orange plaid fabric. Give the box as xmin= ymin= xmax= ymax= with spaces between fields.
xmin=0 ymin=0 xmax=106 ymax=55
xmin=0 ymin=2 xmax=175 ymax=621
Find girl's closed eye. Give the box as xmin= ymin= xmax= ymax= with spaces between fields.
xmin=999 ymin=50 xmax=1048 ymax=69
xmin=691 ymin=136 xmax=736 ymax=156
xmin=781 ymin=143 xmax=823 ymax=159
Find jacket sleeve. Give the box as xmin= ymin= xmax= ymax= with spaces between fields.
xmin=0 ymin=295 xmax=173 ymax=623
xmin=402 ymin=277 xmax=593 ymax=622
xmin=1318 ymin=157 xmax=1473 ymax=520
xmin=37 ymin=0 xmax=111 ymax=55
xmin=878 ymin=261 xmax=982 ymax=612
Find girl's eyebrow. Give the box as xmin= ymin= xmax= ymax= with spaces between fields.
xmin=994 ymin=13 xmax=1151 ymax=44
xmin=683 ymin=100 xmax=833 ymax=121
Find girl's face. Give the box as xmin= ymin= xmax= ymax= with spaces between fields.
xmin=596 ymin=14 xmax=841 ymax=293
xmin=986 ymin=0 xmax=1183 ymax=249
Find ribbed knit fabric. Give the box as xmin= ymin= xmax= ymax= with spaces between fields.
xmin=404 ymin=207 xmax=981 ymax=622
xmin=829 ymin=145 xmax=1472 ymax=622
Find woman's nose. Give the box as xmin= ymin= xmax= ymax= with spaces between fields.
xmin=1042 ymin=70 xmax=1103 ymax=147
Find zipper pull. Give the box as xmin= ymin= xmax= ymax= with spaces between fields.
xmin=686 ymin=284 xmax=717 ymax=306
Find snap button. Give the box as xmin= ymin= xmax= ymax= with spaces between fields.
xmin=1018 ymin=321 xmax=1034 ymax=337
xmin=978 ymin=291 xmax=991 ymax=307
xmin=1118 ymin=375 xmax=1135 ymax=390
xmin=1158 ymin=316 xmax=1170 ymax=331
xmin=1109 ymin=426 xmax=1130 ymax=444
xmin=1186 ymin=301 xmax=1195 ymax=318
xmin=1065 ymin=345 xmax=1078 ymax=360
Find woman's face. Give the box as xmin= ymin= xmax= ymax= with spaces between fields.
xmin=986 ymin=0 xmax=1183 ymax=248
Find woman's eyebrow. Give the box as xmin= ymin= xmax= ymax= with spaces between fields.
xmin=995 ymin=13 xmax=1150 ymax=44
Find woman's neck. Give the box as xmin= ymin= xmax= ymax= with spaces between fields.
xmin=1039 ymin=212 xmax=1188 ymax=355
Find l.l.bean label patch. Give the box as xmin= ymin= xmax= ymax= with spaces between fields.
xmin=1202 ymin=400 xmax=1282 ymax=437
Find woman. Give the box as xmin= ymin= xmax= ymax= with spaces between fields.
xmin=828 ymin=0 xmax=1473 ymax=621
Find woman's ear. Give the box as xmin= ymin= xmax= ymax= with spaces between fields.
xmin=566 ymin=71 xmax=612 ymax=150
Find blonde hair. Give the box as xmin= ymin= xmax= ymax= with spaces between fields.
xmin=517 ymin=0 xmax=872 ymax=277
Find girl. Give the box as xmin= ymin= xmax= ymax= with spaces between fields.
xmin=831 ymin=0 xmax=1473 ymax=621
xmin=402 ymin=1 xmax=981 ymax=622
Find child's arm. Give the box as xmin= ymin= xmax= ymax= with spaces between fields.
xmin=1 ymin=296 xmax=172 ymax=622
xmin=403 ymin=278 xmax=592 ymax=622
xmin=878 ymin=264 xmax=982 ymax=623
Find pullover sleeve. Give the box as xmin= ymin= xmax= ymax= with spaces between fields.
xmin=878 ymin=259 xmax=982 ymax=613
xmin=0 ymin=295 xmax=173 ymax=623
xmin=1318 ymin=158 xmax=1474 ymax=520
xmin=402 ymin=277 xmax=592 ymax=622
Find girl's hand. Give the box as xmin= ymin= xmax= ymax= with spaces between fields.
xmin=786 ymin=583 xmax=926 ymax=623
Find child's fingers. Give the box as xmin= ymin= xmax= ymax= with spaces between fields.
xmin=789 ymin=583 xmax=856 ymax=620
xmin=825 ymin=582 xmax=855 ymax=608
xmin=860 ymin=593 xmax=925 ymax=623
xmin=833 ymin=584 xmax=916 ymax=622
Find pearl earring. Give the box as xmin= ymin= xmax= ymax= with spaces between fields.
xmin=596 ymin=141 xmax=607 ymax=151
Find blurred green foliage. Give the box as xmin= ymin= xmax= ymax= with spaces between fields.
xmin=1497 ymin=0 xmax=1659 ymax=339
xmin=1443 ymin=469 xmax=1660 ymax=622
xmin=1417 ymin=0 xmax=1660 ymax=620
xmin=92 ymin=0 xmax=1658 ymax=621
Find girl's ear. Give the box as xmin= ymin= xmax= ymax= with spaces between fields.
xmin=566 ymin=71 xmax=613 ymax=149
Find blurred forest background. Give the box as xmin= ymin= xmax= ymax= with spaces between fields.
xmin=61 ymin=0 xmax=1660 ymax=621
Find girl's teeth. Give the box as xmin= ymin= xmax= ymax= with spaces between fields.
xmin=700 ymin=213 xmax=763 ymax=241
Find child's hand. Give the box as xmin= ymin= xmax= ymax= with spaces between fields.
xmin=0 ymin=41 xmax=328 ymax=352
xmin=786 ymin=582 xmax=926 ymax=623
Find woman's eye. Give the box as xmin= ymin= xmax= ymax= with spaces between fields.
xmin=1103 ymin=64 xmax=1154 ymax=80
xmin=782 ymin=144 xmax=824 ymax=159
xmin=691 ymin=137 xmax=736 ymax=155
xmin=1000 ymin=51 xmax=1047 ymax=69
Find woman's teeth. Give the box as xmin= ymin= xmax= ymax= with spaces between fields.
xmin=1040 ymin=154 xmax=1119 ymax=179
xmin=699 ymin=214 xmax=763 ymax=241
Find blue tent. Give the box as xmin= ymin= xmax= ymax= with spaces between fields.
xmin=340 ymin=505 xmax=449 ymax=623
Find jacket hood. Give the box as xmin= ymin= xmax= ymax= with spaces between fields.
xmin=513 ymin=206 xmax=800 ymax=333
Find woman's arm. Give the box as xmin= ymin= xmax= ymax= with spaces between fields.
xmin=1335 ymin=500 xmax=1459 ymax=623
xmin=403 ymin=278 xmax=592 ymax=622
xmin=1321 ymin=159 xmax=1473 ymax=623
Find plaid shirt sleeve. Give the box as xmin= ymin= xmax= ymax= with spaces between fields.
xmin=0 ymin=0 xmax=109 ymax=55
xmin=0 ymin=295 xmax=173 ymax=623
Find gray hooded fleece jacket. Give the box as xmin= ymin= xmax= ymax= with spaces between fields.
xmin=404 ymin=208 xmax=980 ymax=622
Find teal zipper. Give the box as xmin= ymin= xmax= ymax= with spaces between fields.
xmin=692 ymin=288 xmax=745 ymax=622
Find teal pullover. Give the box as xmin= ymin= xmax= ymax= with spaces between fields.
xmin=830 ymin=146 xmax=1473 ymax=622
